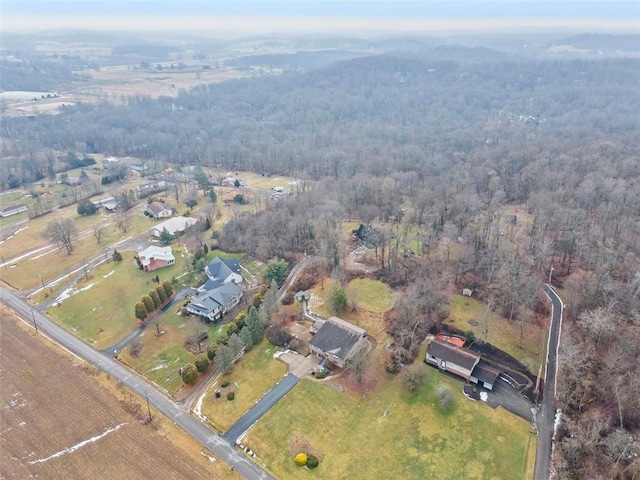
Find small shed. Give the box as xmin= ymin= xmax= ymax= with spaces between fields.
xmin=462 ymin=288 xmax=473 ymax=297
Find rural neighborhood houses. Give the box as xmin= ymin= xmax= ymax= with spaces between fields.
xmin=137 ymin=245 xmax=175 ymax=271
xmin=145 ymin=201 xmax=174 ymax=219
xmin=309 ymin=317 xmax=369 ymax=368
xmin=0 ymin=203 xmax=28 ymax=217
xmin=149 ymin=216 xmax=197 ymax=238
xmin=426 ymin=337 xmax=500 ymax=390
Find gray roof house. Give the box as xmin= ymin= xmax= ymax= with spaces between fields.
xmin=205 ymin=257 xmax=243 ymax=284
xmin=426 ymin=338 xmax=500 ymax=390
xmin=309 ymin=317 xmax=368 ymax=368
xmin=186 ymin=281 xmax=243 ymax=322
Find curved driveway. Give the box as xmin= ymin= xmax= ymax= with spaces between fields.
xmin=0 ymin=286 xmax=274 ymax=480
xmin=534 ymin=284 xmax=564 ymax=480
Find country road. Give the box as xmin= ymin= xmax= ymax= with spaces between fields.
xmin=0 ymin=286 xmax=274 ymax=480
xmin=534 ymin=284 xmax=564 ymax=480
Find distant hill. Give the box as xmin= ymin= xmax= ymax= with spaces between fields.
xmin=554 ymin=34 xmax=640 ymax=52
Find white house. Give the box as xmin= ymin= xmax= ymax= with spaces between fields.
xmin=149 ymin=216 xmax=197 ymax=237
xmin=137 ymin=245 xmax=175 ymax=271
xmin=0 ymin=203 xmax=28 ymax=217
xmin=146 ymin=201 xmax=174 ymax=219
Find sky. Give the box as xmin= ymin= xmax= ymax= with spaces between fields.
xmin=2 ymin=1 xmax=638 ymax=34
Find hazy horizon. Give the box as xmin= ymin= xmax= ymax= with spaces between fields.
xmin=2 ymin=0 xmax=638 ymax=35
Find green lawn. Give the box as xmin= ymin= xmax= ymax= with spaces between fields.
xmin=345 ymin=278 xmax=395 ymax=313
xmin=241 ymin=257 xmax=267 ymax=280
xmin=447 ymin=295 xmax=544 ymax=373
xmin=200 ymin=341 xmax=287 ymax=432
xmin=245 ymin=373 xmax=532 ymax=480
xmin=48 ymin=253 xmax=187 ymax=350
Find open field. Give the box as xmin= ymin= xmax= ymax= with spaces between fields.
xmin=244 ymin=373 xmax=532 ymax=480
xmin=0 ymin=307 xmax=234 ymax=479
xmin=345 ymin=278 xmax=395 ymax=313
xmin=200 ymin=341 xmax=287 ymax=432
xmin=447 ymin=295 xmax=545 ymax=373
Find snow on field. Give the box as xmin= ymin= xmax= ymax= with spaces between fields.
xmin=54 ymin=281 xmax=99 ymax=305
xmin=103 ymin=270 xmax=115 ymax=278
xmin=27 ymin=423 xmax=128 ymax=464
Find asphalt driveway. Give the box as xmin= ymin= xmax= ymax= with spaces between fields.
xmin=223 ymin=373 xmax=300 ymax=444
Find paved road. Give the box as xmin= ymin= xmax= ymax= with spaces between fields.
xmin=0 ymin=286 xmax=274 ymax=480
xmin=223 ymin=373 xmax=300 ymax=444
xmin=534 ymin=284 xmax=564 ymax=480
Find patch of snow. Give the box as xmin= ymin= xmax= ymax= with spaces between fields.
xmin=80 ymin=283 xmax=96 ymax=292
xmin=28 ymin=423 xmax=127 ymax=464
xmin=149 ymin=364 xmax=167 ymax=372
xmin=200 ymin=451 xmax=216 ymax=462
xmin=480 ymin=392 xmax=488 ymax=402
xmin=103 ymin=270 xmax=115 ymax=278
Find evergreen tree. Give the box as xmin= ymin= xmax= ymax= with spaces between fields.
xmin=135 ymin=301 xmax=148 ymax=321
xmin=162 ymin=280 xmax=173 ymax=298
xmin=142 ymin=295 xmax=155 ymax=313
xmin=246 ymin=306 xmax=265 ymax=345
xmin=228 ymin=333 xmax=245 ymax=357
xmin=240 ymin=326 xmax=254 ymax=351
xmin=155 ymin=285 xmax=167 ymax=303
xmin=149 ymin=289 xmax=161 ymax=309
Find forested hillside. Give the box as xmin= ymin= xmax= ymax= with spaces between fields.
xmin=2 ymin=48 xmax=639 ymax=478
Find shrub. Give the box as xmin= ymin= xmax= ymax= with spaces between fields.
xmin=306 ymin=455 xmax=319 ymax=469
xmin=294 ymin=453 xmax=308 ymax=466
xmin=195 ymin=354 xmax=209 ymax=373
xmin=226 ymin=323 xmax=239 ymax=336
xmin=315 ymin=371 xmax=327 ymax=379
xmin=401 ymin=364 xmax=430 ymax=392
xmin=465 ymin=330 xmax=475 ymax=344
xmin=182 ymin=363 xmax=198 ymax=384
xmin=226 ymin=391 xmax=235 ymax=401
xmin=221 ymin=380 xmax=230 ymax=388
xmin=436 ymin=385 xmax=455 ymax=410
xmin=215 ymin=390 xmax=221 ymax=398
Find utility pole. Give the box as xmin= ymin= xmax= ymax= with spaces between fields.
xmin=31 ymin=309 xmax=38 ymax=334
xmin=145 ymin=390 xmax=152 ymax=422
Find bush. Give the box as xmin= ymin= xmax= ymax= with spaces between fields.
xmin=315 ymin=371 xmax=327 ymax=379
xmin=221 ymin=380 xmax=230 ymax=388
xmin=401 ymin=364 xmax=429 ymax=392
xmin=226 ymin=391 xmax=235 ymax=401
xmin=215 ymin=390 xmax=221 ymax=398
xmin=436 ymin=385 xmax=455 ymax=410
xmin=306 ymin=455 xmax=319 ymax=469
xmin=195 ymin=354 xmax=209 ymax=373
xmin=294 ymin=453 xmax=308 ymax=466
xmin=182 ymin=363 xmax=198 ymax=384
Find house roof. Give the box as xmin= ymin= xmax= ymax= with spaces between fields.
xmin=147 ymin=201 xmax=172 ymax=215
xmin=0 ymin=203 xmax=28 ymax=213
xmin=427 ymin=338 xmax=480 ymax=371
xmin=206 ymin=257 xmax=241 ymax=280
xmin=191 ymin=282 xmax=242 ymax=315
xmin=138 ymin=245 xmax=174 ymax=265
xmin=472 ymin=362 xmax=500 ymax=386
xmin=150 ymin=216 xmax=197 ymax=236
xmin=309 ymin=317 xmax=366 ymax=361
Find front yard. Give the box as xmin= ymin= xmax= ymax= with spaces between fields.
xmin=244 ymin=373 xmax=532 ymax=480
xmin=48 ymin=254 xmax=186 ymax=350
xmin=199 ymin=341 xmax=287 ymax=432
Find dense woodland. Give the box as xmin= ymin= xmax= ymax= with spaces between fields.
xmin=2 ymin=42 xmax=639 ymax=478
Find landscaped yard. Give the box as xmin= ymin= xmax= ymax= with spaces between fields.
xmin=447 ymin=295 xmax=545 ymax=373
xmin=47 ymin=252 xmax=187 ymax=350
xmin=345 ymin=278 xmax=395 ymax=313
xmin=199 ymin=341 xmax=287 ymax=432
xmin=244 ymin=373 xmax=532 ymax=480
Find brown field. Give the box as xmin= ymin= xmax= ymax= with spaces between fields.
xmin=0 ymin=308 xmax=235 ymax=479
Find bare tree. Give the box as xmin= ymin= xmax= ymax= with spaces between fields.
xmin=345 ymin=345 xmax=370 ymax=383
xmin=94 ymin=225 xmax=103 ymax=244
xmin=45 ymin=219 xmax=77 ymax=254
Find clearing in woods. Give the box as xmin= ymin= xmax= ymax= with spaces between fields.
xmin=0 ymin=308 xmax=234 ymax=479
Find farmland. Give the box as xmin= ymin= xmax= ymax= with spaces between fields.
xmin=0 ymin=307 xmax=236 ymax=479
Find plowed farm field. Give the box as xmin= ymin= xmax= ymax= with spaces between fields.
xmin=0 ymin=309 xmax=221 ymax=479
